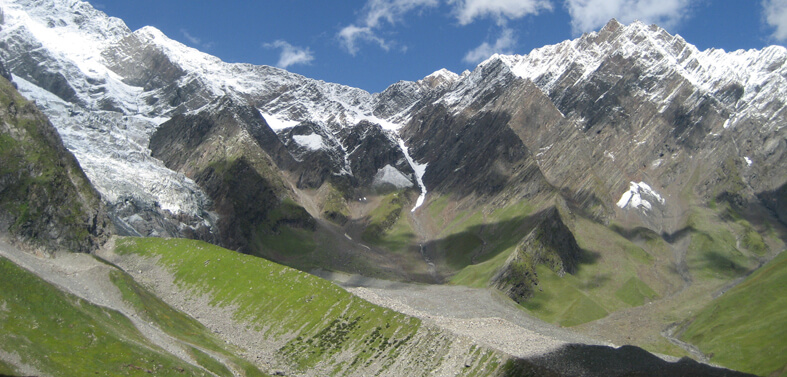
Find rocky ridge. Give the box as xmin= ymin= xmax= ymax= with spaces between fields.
xmin=3 ymin=0 xmax=784 ymax=243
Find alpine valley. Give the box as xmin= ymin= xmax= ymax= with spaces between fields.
xmin=0 ymin=0 xmax=785 ymax=376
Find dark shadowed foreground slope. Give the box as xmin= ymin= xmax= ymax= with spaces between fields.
xmin=0 ymin=67 xmax=111 ymax=253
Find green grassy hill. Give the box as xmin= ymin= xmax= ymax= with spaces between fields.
xmin=0 ymin=236 xmax=542 ymax=376
xmin=106 ymin=237 xmax=534 ymax=376
xmin=0 ymin=256 xmax=250 ymax=376
xmin=419 ymin=189 xmax=783 ymax=364
xmin=681 ymin=251 xmax=787 ymax=376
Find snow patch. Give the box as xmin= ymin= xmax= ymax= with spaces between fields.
xmin=744 ymin=157 xmax=753 ymax=166
xmin=397 ymin=139 xmax=428 ymax=212
xmin=358 ymin=116 xmax=403 ymax=131
xmin=536 ymin=144 xmax=553 ymax=158
xmin=261 ymin=112 xmax=300 ymax=131
xmin=372 ymin=165 xmax=414 ymax=189
xmin=293 ymin=134 xmax=325 ymax=151
xmin=617 ymin=182 xmax=665 ymax=212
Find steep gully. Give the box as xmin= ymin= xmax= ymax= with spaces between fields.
xmin=410 ymin=209 xmax=439 ymax=283
xmin=395 ymin=134 xmax=437 ymax=281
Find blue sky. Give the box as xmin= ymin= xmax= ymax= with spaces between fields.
xmin=94 ymin=0 xmax=787 ymax=93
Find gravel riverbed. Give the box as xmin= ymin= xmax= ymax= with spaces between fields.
xmin=315 ymin=270 xmax=612 ymax=359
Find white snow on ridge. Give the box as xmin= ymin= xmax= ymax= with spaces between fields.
xmin=425 ymin=68 xmax=459 ymax=82
xmin=492 ymin=19 xmax=787 ymax=130
xmin=293 ymin=134 xmax=325 ymax=151
xmin=0 ymin=1 xmax=145 ymax=112
xmin=617 ymin=181 xmax=665 ymax=212
xmin=744 ymin=157 xmax=753 ymax=167
xmin=362 ymin=116 xmax=403 ymax=131
xmin=372 ymin=165 xmax=414 ymax=189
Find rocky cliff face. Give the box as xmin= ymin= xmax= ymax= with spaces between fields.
xmin=489 ymin=19 xmax=787 ymax=230
xmin=0 ymin=0 xmax=435 ymax=240
xmin=0 ymin=71 xmax=111 ymax=252
xmin=149 ymin=97 xmax=313 ymax=252
xmin=2 ymin=1 xmax=784 ymax=239
xmin=339 ymin=120 xmax=416 ymax=192
xmin=402 ymin=61 xmax=559 ymax=202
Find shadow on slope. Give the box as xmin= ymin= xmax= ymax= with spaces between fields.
xmin=513 ymin=343 xmax=756 ymax=377
xmin=426 ymin=208 xmax=598 ymax=274
xmin=423 ymin=207 xmax=602 ymax=313
xmin=759 ymin=182 xmax=787 ymax=228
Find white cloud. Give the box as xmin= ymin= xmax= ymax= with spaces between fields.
xmin=763 ymin=0 xmax=787 ymax=41
xmin=338 ymin=25 xmax=390 ymax=55
xmin=181 ymin=29 xmax=215 ymax=50
xmin=338 ymin=0 xmax=439 ymax=54
xmin=181 ymin=29 xmax=202 ymax=45
xmin=463 ymin=28 xmax=517 ymax=63
xmin=338 ymin=0 xmax=551 ymax=58
xmin=448 ymin=0 xmax=553 ymax=25
xmin=564 ymin=0 xmax=695 ymax=34
xmin=363 ymin=0 xmax=440 ymax=28
xmin=263 ymin=40 xmax=315 ymax=69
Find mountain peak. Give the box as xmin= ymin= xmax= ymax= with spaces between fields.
xmin=600 ymin=18 xmax=623 ymax=33
xmin=419 ymin=68 xmax=459 ymax=89
xmin=0 ymin=0 xmax=130 ymax=44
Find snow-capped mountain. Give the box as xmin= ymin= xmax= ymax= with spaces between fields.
xmin=3 ymin=3 xmax=786 ymax=372
xmin=0 ymin=0 xmax=441 ymax=237
xmin=1 ymin=0 xmax=785 ymax=247
xmin=403 ymin=18 xmax=787 ymax=230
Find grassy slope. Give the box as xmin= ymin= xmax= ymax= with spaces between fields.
xmin=439 ymin=197 xmax=665 ymax=327
xmin=444 ymin=199 xmax=537 ymax=286
xmin=320 ymin=183 xmax=350 ymax=225
xmin=109 ymin=270 xmax=267 ymax=377
xmin=685 ymin=206 xmax=757 ymax=280
xmin=113 ymin=237 xmax=513 ymax=376
xmin=435 ymin=188 xmax=775 ymax=346
xmin=362 ymin=191 xmax=414 ymax=252
xmin=681 ymin=251 xmax=787 ymax=377
xmin=519 ymin=216 xmax=669 ymax=327
xmin=0 ymin=359 xmax=18 ymax=376
xmin=0 ymin=257 xmax=211 ymax=376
